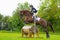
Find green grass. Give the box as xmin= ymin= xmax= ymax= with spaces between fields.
xmin=0 ymin=32 xmax=60 ymax=40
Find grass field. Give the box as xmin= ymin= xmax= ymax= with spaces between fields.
xmin=0 ymin=31 xmax=60 ymax=40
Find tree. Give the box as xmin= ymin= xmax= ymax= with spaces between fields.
xmin=0 ymin=14 xmax=3 ymax=30
xmin=18 ymin=2 xmax=30 ymax=10
xmin=1 ymin=16 xmax=10 ymax=30
xmin=7 ymin=2 xmax=30 ymax=31
xmin=38 ymin=0 xmax=60 ymax=31
xmin=0 ymin=14 xmax=3 ymax=21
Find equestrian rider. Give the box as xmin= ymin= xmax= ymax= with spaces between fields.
xmin=30 ymin=5 xmax=37 ymax=21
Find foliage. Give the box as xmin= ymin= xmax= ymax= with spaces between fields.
xmin=6 ymin=2 xmax=30 ymax=31
xmin=17 ymin=2 xmax=30 ymax=10
xmin=38 ymin=0 xmax=60 ymax=31
xmin=0 ymin=14 xmax=3 ymax=21
xmin=9 ymin=9 xmax=24 ymax=31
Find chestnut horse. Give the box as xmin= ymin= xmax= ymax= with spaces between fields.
xmin=20 ymin=10 xmax=54 ymax=38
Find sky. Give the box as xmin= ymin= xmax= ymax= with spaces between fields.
xmin=0 ymin=0 xmax=42 ymax=16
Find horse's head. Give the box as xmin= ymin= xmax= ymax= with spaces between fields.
xmin=20 ymin=10 xmax=33 ymax=18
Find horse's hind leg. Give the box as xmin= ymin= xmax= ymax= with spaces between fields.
xmin=50 ymin=25 xmax=54 ymax=32
xmin=44 ymin=27 xmax=50 ymax=38
xmin=41 ymin=22 xmax=50 ymax=38
xmin=48 ymin=22 xmax=54 ymax=32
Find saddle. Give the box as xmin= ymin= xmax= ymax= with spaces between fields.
xmin=32 ymin=16 xmax=40 ymax=21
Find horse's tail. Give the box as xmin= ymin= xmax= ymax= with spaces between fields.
xmin=47 ymin=22 xmax=55 ymax=32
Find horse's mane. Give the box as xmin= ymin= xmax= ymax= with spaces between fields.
xmin=20 ymin=10 xmax=31 ymax=13
xmin=20 ymin=10 xmax=33 ymax=16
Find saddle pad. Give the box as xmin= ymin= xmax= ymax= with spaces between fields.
xmin=36 ymin=17 xmax=40 ymax=21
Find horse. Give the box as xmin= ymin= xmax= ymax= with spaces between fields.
xmin=20 ymin=10 xmax=54 ymax=38
xmin=21 ymin=25 xmax=39 ymax=37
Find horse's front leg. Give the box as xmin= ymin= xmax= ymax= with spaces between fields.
xmin=24 ymin=20 xmax=28 ymax=24
xmin=24 ymin=17 xmax=28 ymax=24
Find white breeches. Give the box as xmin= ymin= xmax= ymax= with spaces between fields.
xmin=33 ymin=13 xmax=38 ymax=16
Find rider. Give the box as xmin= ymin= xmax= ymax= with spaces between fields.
xmin=30 ymin=5 xmax=37 ymax=16
xmin=30 ymin=5 xmax=37 ymax=21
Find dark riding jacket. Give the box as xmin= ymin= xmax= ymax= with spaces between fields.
xmin=31 ymin=7 xmax=37 ymax=13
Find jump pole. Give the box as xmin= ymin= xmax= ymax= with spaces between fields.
xmin=33 ymin=15 xmax=36 ymax=38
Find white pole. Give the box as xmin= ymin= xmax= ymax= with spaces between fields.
xmin=33 ymin=15 xmax=36 ymax=38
